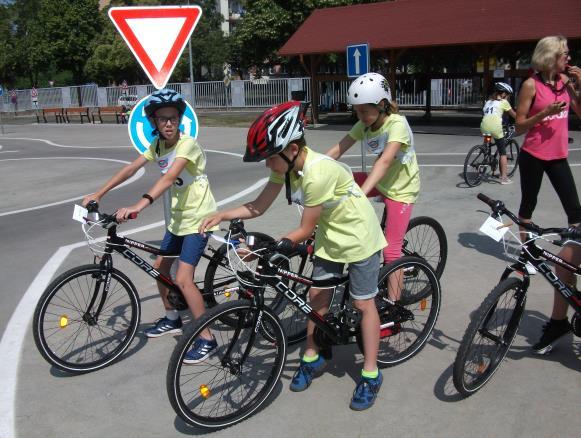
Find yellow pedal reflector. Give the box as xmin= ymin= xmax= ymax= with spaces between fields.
xmin=59 ymin=315 xmax=69 ymax=328
xmin=199 ymin=384 xmax=211 ymax=399
xmin=420 ymin=299 xmax=427 ymax=311
xmin=224 ymin=291 xmax=231 ymax=298
xmin=477 ymin=362 xmax=487 ymax=374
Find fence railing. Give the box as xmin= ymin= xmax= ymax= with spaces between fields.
xmin=1 ymin=77 xmax=485 ymax=113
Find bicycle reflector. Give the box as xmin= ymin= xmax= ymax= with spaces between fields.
xmin=59 ymin=315 xmax=69 ymax=328
xmin=199 ymin=384 xmax=211 ymax=399
xmin=483 ymin=134 xmax=493 ymax=143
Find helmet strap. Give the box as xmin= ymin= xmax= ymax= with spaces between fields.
xmin=278 ymin=149 xmax=299 ymax=205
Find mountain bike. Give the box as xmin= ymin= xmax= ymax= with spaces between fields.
xmin=32 ymin=202 xmax=276 ymax=374
xmin=166 ymin=223 xmax=441 ymax=428
xmin=453 ymin=194 xmax=581 ymax=396
xmin=463 ymin=125 xmax=520 ymax=187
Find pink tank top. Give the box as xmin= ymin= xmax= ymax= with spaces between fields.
xmin=521 ymin=74 xmax=570 ymax=160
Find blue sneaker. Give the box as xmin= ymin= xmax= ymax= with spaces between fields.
xmin=183 ymin=337 xmax=218 ymax=364
xmin=144 ymin=316 xmax=182 ymax=338
xmin=289 ymin=355 xmax=326 ymax=392
xmin=350 ymin=372 xmax=383 ymax=411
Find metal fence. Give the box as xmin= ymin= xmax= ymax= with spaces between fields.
xmin=1 ymin=77 xmax=485 ymax=113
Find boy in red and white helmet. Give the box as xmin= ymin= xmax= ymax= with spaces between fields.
xmin=200 ymin=100 xmax=386 ymax=411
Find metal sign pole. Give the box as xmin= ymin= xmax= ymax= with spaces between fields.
xmin=0 ymin=110 xmax=4 ymax=135
xmin=360 ymin=140 xmax=367 ymax=173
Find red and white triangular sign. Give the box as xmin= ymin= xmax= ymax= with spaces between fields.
xmin=109 ymin=6 xmax=202 ymax=89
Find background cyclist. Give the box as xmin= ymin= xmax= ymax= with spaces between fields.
xmin=480 ymin=82 xmax=516 ymax=185
xmin=82 ymin=89 xmax=219 ymax=363
xmin=326 ymin=72 xmax=420 ymax=299
xmin=515 ymin=35 xmax=581 ymax=354
xmin=199 ymin=101 xmax=386 ymax=411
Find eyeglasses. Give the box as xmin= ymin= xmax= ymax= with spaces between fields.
xmin=155 ymin=116 xmax=180 ymax=125
xmin=559 ymin=51 xmax=570 ymax=58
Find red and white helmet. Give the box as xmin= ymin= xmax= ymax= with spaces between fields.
xmin=244 ymin=101 xmax=306 ymax=162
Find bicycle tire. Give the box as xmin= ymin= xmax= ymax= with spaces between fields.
xmin=403 ymin=216 xmax=448 ymax=279
xmin=167 ymin=300 xmax=286 ymax=428
xmin=463 ymin=144 xmax=488 ymax=187
xmin=506 ymin=139 xmax=520 ymax=178
xmin=33 ymin=264 xmax=140 ymax=373
xmin=357 ymin=256 xmax=441 ymax=367
xmin=453 ymin=277 xmax=526 ymax=397
xmin=204 ymin=234 xmax=312 ymax=345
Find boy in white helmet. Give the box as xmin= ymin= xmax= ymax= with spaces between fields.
xmin=480 ymin=82 xmax=517 ymax=184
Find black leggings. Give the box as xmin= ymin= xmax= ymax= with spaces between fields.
xmin=518 ymin=149 xmax=581 ymax=224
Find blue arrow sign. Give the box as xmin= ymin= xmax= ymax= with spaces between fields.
xmin=346 ymin=43 xmax=370 ymax=78
xmin=127 ymin=95 xmax=198 ymax=154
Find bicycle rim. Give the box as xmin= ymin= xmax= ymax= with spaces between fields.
xmin=359 ymin=257 xmax=441 ymax=367
xmin=167 ymin=301 xmax=287 ymax=428
xmin=404 ymin=216 xmax=448 ymax=279
xmin=506 ymin=140 xmax=520 ymax=178
xmin=33 ymin=265 xmax=140 ymax=373
xmin=453 ymin=278 xmax=526 ymax=396
xmin=463 ymin=145 xmax=487 ymax=187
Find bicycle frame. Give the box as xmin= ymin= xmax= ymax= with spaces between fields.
xmin=500 ymin=241 xmax=581 ymax=314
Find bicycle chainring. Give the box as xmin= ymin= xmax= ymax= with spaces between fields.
xmin=167 ymin=290 xmax=188 ymax=311
xmin=572 ymin=312 xmax=581 ymax=337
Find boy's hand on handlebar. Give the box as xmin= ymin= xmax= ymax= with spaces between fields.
xmin=199 ymin=213 xmax=223 ymax=234
xmin=82 ymin=193 xmax=100 ymax=207
xmin=115 ymin=205 xmax=141 ymax=223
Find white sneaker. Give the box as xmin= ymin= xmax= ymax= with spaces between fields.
xmin=500 ymin=177 xmax=513 ymax=185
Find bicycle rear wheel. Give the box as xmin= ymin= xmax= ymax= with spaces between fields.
xmin=403 ymin=216 xmax=448 ymax=279
xmin=463 ymin=145 xmax=488 ymax=187
xmin=453 ymin=277 xmax=526 ymax=397
xmin=167 ymin=301 xmax=286 ymax=428
xmin=506 ymin=139 xmax=520 ymax=178
xmin=357 ymin=256 xmax=441 ymax=367
xmin=33 ymin=264 xmax=140 ymax=373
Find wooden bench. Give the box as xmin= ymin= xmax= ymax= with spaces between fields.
xmin=92 ymin=106 xmax=127 ymax=124
xmin=38 ymin=108 xmax=65 ymax=123
xmin=64 ymin=107 xmax=90 ymax=124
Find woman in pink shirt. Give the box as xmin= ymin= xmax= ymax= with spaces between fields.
xmin=516 ymin=35 xmax=581 ymax=354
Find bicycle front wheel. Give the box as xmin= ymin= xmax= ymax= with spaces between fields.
xmin=357 ymin=256 xmax=441 ymax=367
xmin=403 ymin=216 xmax=448 ymax=279
xmin=506 ymin=139 xmax=520 ymax=178
xmin=463 ymin=145 xmax=487 ymax=187
xmin=33 ymin=264 xmax=140 ymax=373
xmin=167 ymin=301 xmax=287 ymax=428
xmin=453 ymin=278 xmax=526 ymax=397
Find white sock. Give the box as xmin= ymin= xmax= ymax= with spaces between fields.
xmin=166 ymin=309 xmax=180 ymax=321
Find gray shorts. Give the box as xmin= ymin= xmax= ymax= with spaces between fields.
xmin=312 ymin=251 xmax=381 ymax=300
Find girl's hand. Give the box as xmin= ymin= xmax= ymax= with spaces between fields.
xmin=543 ymin=101 xmax=567 ymax=117
xmin=82 ymin=193 xmax=100 ymax=207
xmin=115 ymin=204 xmax=142 ymax=223
xmin=566 ymin=65 xmax=581 ymax=83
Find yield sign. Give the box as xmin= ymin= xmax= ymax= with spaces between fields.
xmin=109 ymin=6 xmax=202 ymax=89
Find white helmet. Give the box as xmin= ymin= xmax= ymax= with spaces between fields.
xmin=347 ymin=73 xmax=392 ymax=105
xmin=494 ymin=82 xmax=513 ymax=95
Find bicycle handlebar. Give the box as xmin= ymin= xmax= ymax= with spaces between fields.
xmin=477 ymin=194 xmax=581 ymax=240
xmin=84 ymin=200 xmax=137 ymax=227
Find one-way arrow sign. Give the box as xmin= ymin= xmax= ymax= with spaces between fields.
xmin=346 ymin=43 xmax=370 ymax=78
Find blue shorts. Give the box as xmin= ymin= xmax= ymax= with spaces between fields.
xmin=160 ymin=230 xmax=209 ymax=267
xmin=312 ymin=251 xmax=381 ymax=300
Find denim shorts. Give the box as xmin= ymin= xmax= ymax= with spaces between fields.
xmin=160 ymin=230 xmax=210 ymax=266
xmin=312 ymin=251 xmax=381 ymax=300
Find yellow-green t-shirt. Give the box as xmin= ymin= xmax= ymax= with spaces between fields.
xmin=480 ymin=99 xmax=511 ymax=139
xmin=348 ymin=114 xmax=420 ymax=204
xmin=143 ymin=135 xmax=218 ymax=235
xmin=269 ymin=147 xmax=386 ymax=263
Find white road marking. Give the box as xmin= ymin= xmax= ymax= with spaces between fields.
xmin=0 ymin=177 xmax=267 ymax=438
xmin=1 ymin=137 xmax=130 ymax=149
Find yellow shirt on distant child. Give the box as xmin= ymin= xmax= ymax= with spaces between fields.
xmin=143 ymin=135 xmax=218 ymax=235
xmin=270 ymin=147 xmax=386 ymax=263
xmin=480 ymin=99 xmax=511 ymax=139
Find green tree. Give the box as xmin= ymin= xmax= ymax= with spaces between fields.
xmin=0 ymin=3 xmax=16 ymax=85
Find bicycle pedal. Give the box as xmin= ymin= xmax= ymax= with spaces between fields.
xmin=343 ymin=307 xmax=362 ymax=329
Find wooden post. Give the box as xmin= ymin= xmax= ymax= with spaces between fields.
xmin=309 ymin=55 xmax=322 ymax=125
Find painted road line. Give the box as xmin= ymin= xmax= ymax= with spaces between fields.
xmin=1 ymin=137 xmax=131 ymax=149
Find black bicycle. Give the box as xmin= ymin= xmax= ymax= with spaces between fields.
xmin=463 ymin=125 xmax=520 ymax=187
xmin=32 ymin=202 xmax=278 ymax=374
xmin=453 ymin=194 xmax=581 ymax=396
xmin=166 ymin=222 xmax=441 ymax=428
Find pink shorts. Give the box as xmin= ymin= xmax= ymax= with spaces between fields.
xmin=383 ymin=197 xmax=414 ymax=263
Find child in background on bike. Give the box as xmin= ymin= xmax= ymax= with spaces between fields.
xmin=326 ymin=73 xmax=420 ymax=268
xmin=480 ymin=82 xmax=516 ymax=185
xmin=82 ymin=89 xmax=219 ymax=363
xmin=199 ymin=101 xmax=387 ymax=411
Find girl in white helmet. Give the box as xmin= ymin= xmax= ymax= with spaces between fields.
xmin=327 ymin=73 xmax=420 ymax=280
xmin=480 ymin=82 xmax=517 ymax=184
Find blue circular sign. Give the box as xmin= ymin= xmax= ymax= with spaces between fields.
xmin=127 ymin=95 xmax=198 ymax=154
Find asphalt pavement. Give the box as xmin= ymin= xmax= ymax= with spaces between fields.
xmin=0 ymin=120 xmax=579 ymax=438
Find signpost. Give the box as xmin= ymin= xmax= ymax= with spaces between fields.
xmin=109 ymin=6 xmax=202 ymax=89
xmin=346 ymin=43 xmax=370 ymax=78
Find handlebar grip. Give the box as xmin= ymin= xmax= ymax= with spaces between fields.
xmin=477 ymin=193 xmax=495 ymax=207
xmin=565 ymin=226 xmax=581 ymax=241
xmin=86 ymin=200 xmax=99 ymax=213
xmin=128 ymin=212 xmax=138 ymax=220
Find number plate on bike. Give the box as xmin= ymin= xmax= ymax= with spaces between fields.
xmin=72 ymin=204 xmax=88 ymax=223
xmin=479 ymin=216 xmax=509 ymax=242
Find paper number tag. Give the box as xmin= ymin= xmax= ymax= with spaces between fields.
xmin=479 ymin=216 xmax=509 ymax=242
xmin=72 ymin=204 xmax=88 ymax=223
